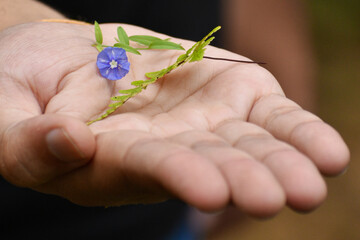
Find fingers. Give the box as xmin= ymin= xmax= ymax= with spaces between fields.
xmin=0 ymin=114 xmax=95 ymax=187
xmin=169 ymin=131 xmax=286 ymax=217
xmin=41 ymin=130 xmax=230 ymax=212
xmin=249 ymin=94 xmax=350 ymax=175
xmin=121 ymin=133 xmax=229 ymax=211
xmin=215 ymin=120 xmax=327 ymax=211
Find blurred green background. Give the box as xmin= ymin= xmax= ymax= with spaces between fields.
xmin=209 ymin=1 xmax=360 ymax=239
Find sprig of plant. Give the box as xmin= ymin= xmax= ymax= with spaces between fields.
xmin=87 ymin=25 xmax=221 ymax=125
xmin=93 ymin=21 xmax=184 ymax=54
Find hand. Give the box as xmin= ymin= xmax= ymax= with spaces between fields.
xmin=0 ymin=22 xmax=349 ymax=217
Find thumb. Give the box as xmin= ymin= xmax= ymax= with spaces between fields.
xmin=0 ymin=114 xmax=95 ymax=187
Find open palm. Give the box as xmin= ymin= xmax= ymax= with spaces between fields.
xmin=0 ymin=22 xmax=349 ymax=216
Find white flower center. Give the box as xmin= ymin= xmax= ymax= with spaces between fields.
xmin=110 ymin=60 xmax=118 ymax=69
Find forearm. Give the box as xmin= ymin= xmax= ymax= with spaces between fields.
xmin=0 ymin=0 xmax=65 ymax=31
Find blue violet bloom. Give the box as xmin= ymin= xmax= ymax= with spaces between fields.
xmin=97 ymin=47 xmax=130 ymax=80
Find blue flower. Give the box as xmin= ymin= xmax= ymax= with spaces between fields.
xmin=97 ymin=47 xmax=130 ymax=80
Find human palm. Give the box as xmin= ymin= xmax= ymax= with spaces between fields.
xmin=0 ymin=22 xmax=349 ymax=216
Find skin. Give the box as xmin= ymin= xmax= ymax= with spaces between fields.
xmin=0 ymin=0 xmax=65 ymax=29
xmin=0 ymin=22 xmax=349 ymax=218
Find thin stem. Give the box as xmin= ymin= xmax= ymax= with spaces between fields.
xmin=203 ymin=56 xmax=266 ymax=65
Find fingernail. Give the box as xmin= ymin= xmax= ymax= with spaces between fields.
xmin=334 ymin=166 xmax=349 ymax=177
xmin=46 ymin=128 xmax=85 ymax=162
xmin=324 ymin=166 xmax=349 ymax=178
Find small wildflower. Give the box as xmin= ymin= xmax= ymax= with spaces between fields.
xmin=96 ymin=47 xmax=130 ymax=80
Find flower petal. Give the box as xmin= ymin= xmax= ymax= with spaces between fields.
xmin=97 ymin=50 xmax=111 ymax=62
xmin=96 ymin=47 xmax=130 ymax=80
xmin=106 ymin=69 xmax=120 ymax=80
xmin=119 ymin=61 xmax=130 ymax=71
xmin=97 ymin=61 xmax=110 ymax=70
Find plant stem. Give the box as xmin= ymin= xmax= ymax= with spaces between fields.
xmin=203 ymin=56 xmax=265 ymax=64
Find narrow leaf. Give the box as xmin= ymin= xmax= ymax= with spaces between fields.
xmin=117 ymin=89 xmax=136 ymax=94
xmin=131 ymin=80 xmax=146 ymax=86
xmin=117 ymin=26 xmax=130 ymax=45
xmin=176 ymin=54 xmax=188 ymax=63
xmin=111 ymin=95 xmax=130 ymax=101
xmin=189 ymin=48 xmax=205 ymax=62
xmin=148 ymin=40 xmax=184 ymax=50
xmin=114 ymin=43 xmax=141 ymax=55
xmin=129 ymin=35 xmax=162 ymax=46
xmin=95 ymin=44 xmax=103 ymax=52
xmin=109 ymin=102 xmax=122 ymax=108
xmin=118 ymin=87 xmax=142 ymax=94
xmin=106 ymin=107 xmax=117 ymax=114
xmin=202 ymin=26 xmax=221 ymax=42
xmin=94 ymin=21 xmax=103 ymax=44
xmin=145 ymin=69 xmax=168 ymax=79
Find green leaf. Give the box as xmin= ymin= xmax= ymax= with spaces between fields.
xmin=131 ymin=80 xmax=146 ymax=86
xmin=145 ymin=69 xmax=168 ymax=79
xmin=114 ymin=43 xmax=141 ymax=55
xmin=145 ymin=71 xmax=160 ymax=79
xmin=111 ymin=95 xmax=130 ymax=101
xmin=117 ymin=89 xmax=136 ymax=94
xmin=148 ymin=40 xmax=184 ymax=50
xmin=129 ymin=35 xmax=184 ymax=51
xmin=117 ymin=26 xmax=130 ymax=45
xmin=94 ymin=44 xmax=103 ymax=52
xmin=166 ymin=63 xmax=179 ymax=72
xmin=189 ymin=37 xmax=215 ymax=62
xmin=189 ymin=48 xmax=205 ymax=62
xmin=129 ymin=35 xmax=162 ymax=46
xmin=200 ymin=36 xmax=215 ymax=49
xmin=176 ymin=54 xmax=188 ymax=63
xmin=106 ymin=107 xmax=117 ymax=113
xmin=94 ymin=21 xmax=103 ymax=44
xmin=118 ymin=87 xmax=142 ymax=94
xmin=202 ymin=26 xmax=221 ymax=42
